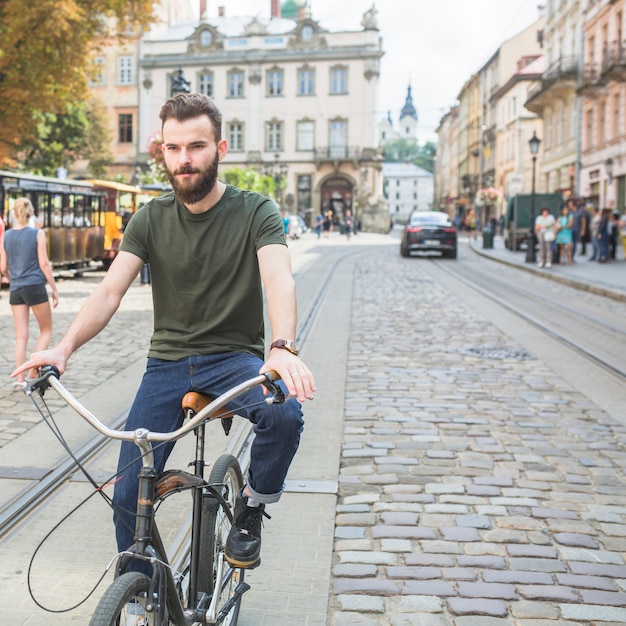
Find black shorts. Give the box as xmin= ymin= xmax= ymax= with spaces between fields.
xmin=9 ymin=283 xmax=49 ymax=306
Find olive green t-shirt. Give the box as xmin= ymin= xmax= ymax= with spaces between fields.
xmin=120 ymin=185 xmax=285 ymax=360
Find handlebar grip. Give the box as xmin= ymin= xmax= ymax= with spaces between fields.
xmin=40 ymin=364 xmax=61 ymax=379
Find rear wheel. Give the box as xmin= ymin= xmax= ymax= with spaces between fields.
xmin=90 ymin=571 xmax=151 ymax=626
xmin=199 ymin=454 xmax=245 ymax=625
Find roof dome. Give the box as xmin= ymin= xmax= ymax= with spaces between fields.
xmin=281 ymin=0 xmax=304 ymax=19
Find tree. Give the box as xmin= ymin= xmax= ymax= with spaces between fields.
xmin=0 ymin=0 xmax=157 ymax=166
xmin=16 ymin=99 xmax=112 ymax=177
xmin=222 ymin=168 xmax=276 ymax=197
xmin=382 ymin=138 xmax=436 ymax=173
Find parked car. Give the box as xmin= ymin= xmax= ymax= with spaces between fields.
xmin=400 ymin=211 xmax=457 ymax=258
xmin=288 ymin=214 xmax=308 ymax=239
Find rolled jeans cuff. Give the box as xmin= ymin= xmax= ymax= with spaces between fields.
xmin=245 ymin=478 xmax=283 ymax=504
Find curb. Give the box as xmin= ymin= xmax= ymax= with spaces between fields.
xmin=470 ymin=241 xmax=626 ymax=303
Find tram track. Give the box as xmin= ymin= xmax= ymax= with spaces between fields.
xmin=0 ymin=244 xmax=363 ymax=541
xmin=433 ymin=252 xmax=626 ymax=383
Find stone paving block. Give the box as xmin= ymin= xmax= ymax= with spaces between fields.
xmin=558 ymin=547 xmax=625 ymax=564
xmin=559 ymin=604 xmax=626 ymax=622
xmin=405 ymin=553 xmax=455 ymax=567
xmin=337 ymin=551 xmax=397 ymax=565
xmin=331 ymin=612 xmax=382 ymax=626
xmin=332 ymin=564 xmax=377 ymax=578
xmin=482 ymin=569 xmax=553 ymax=584
xmin=336 ymin=594 xmax=385 ymax=613
xmin=579 ymin=589 xmax=626 ymax=606
xmin=517 ymin=584 xmax=579 ymax=602
xmin=388 ymin=594 xmax=443 ymax=613
xmin=506 ymin=544 xmax=557 ymax=558
xmin=555 ymin=573 xmax=618 ymax=591
xmin=447 ymin=597 xmax=508 ymax=617
xmin=568 ymin=561 xmax=626 ymax=577
xmin=440 ymin=527 xmax=481 ymax=542
xmin=510 ymin=600 xmax=560 ymax=620
xmin=387 ymin=566 xmax=441 ymax=580
xmin=509 ymin=557 xmax=567 ymax=572
xmin=332 ymin=578 xmax=399 ymax=595
xmin=401 ymin=580 xmax=456 ymax=596
xmin=456 ymin=555 xmax=506 ymax=569
xmin=553 ymin=532 xmax=599 ymax=548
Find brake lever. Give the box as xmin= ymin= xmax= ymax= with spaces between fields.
xmin=25 ymin=365 xmax=61 ymax=396
xmin=262 ymin=370 xmax=285 ymax=404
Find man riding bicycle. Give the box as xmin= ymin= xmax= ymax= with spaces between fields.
xmin=13 ymin=93 xmax=316 ymax=574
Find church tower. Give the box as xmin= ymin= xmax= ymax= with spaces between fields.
xmin=399 ymin=84 xmax=418 ymax=140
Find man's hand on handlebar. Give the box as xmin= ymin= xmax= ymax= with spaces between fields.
xmin=260 ymin=351 xmax=315 ymax=403
xmin=11 ymin=347 xmax=69 ymax=383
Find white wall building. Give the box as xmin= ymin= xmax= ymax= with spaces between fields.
xmin=383 ymin=162 xmax=434 ymax=222
xmin=131 ymin=1 xmax=389 ymax=232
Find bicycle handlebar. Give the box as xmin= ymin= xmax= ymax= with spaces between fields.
xmin=26 ymin=366 xmax=284 ymax=445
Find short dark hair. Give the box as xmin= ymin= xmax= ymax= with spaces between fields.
xmin=159 ymin=93 xmax=222 ymax=142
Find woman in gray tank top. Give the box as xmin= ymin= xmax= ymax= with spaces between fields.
xmin=0 ymin=197 xmax=58 ymax=389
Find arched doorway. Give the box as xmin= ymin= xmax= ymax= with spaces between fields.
xmin=320 ymin=176 xmax=354 ymax=225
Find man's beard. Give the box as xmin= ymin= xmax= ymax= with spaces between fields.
xmin=166 ymin=150 xmax=220 ymax=205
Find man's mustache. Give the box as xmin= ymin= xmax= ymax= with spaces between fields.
xmin=174 ymin=166 xmax=201 ymax=175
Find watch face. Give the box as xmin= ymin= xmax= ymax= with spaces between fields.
xmin=200 ymin=29 xmax=213 ymax=46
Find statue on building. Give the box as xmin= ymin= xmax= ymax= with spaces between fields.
xmin=170 ymin=68 xmax=191 ymax=95
xmin=361 ymin=4 xmax=378 ymax=30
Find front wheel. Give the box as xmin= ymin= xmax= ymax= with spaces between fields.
xmin=90 ymin=571 xmax=151 ymax=626
xmin=199 ymin=454 xmax=245 ymax=625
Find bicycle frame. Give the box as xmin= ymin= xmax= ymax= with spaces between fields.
xmin=28 ymin=366 xmax=285 ymax=625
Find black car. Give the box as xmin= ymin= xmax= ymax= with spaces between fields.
xmin=400 ymin=211 xmax=457 ymax=258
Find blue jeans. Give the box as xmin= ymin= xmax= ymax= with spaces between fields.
xmin=112 ymin=352 xmax=304 ymax=572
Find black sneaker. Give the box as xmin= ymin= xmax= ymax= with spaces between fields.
xmin=224 ymin=490 xmax=270 ymax=569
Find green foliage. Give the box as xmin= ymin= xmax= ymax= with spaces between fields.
xmin=222 ymin=167 xmax=276 ymax=197
xmin=16 ymin=99 xmax=111 ymax=176
xmin=383 ymin=138 xmax=437 ymax=173
xmin=0 ymin=0 xmax=157 ymax=165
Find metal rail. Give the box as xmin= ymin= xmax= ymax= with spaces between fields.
xmin=434 ymin=259 xmax=626 ymax=383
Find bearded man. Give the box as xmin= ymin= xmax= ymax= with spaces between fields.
xmin=13 ymin=93 xmax=315 ymax=575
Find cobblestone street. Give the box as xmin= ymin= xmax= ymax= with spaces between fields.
xmin=328 ymin=246 xmax=626 ymax=625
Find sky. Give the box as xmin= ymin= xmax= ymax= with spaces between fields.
xmin=201 ymin=0 xmax=542 ymax=144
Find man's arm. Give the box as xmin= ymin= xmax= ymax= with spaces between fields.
xmin=12 ymin=251 xmax=144 ymax=379
xmin=257 ymin=244 xmax=315 ymax=402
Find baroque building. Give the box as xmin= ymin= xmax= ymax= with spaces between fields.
xmin=88 ymin=0 xmax=389 ymax=233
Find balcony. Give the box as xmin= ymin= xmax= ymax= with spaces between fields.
xmin=601 ymin=40 xmax=626 ymax=82
xmin=577 ymin=63 xmax=606 ymax=98
xmin=526 ymin=56 xmax=579 ymax=113
xmin=313 ymin=146 xmax=381 ymax=169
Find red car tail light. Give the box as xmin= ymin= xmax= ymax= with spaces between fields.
xmin=406 ymin=227 xmax=423 ymax=233
xmin=443 ymin=227 xmax=456 ymax=233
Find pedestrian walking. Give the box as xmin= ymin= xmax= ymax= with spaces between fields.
xmin=570 ymin=199 xmax=586 ymax=259
xmin=315 ymin=212 xmax=323 ymax=239
xmin=12 ymin=94 xmax=316 ymax=586
xmin=343 ymin=209 xmax=353 ymax=240
xmin=597 ymin=208 xmax=611 ymax=263
xmin=588 ymin=206 xmax=601 ymax=261
xmin=534 ymin=207 xmax=555 ymax=268
xmin=555 ymin=205 xmax=573 ymax=265
xmin=1 ymin=198 xmax=58 ymax=389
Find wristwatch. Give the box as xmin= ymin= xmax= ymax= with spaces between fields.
xmin=270 ymin=339 xmax=299 ymax=356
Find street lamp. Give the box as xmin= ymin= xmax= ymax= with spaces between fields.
xmin=170 ymin=67 xmax=191 ymax=97
xmin=525 ymin=131 xmax=542 ymax=263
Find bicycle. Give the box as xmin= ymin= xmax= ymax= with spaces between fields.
xmin=27 ymin=365 xmax=285 ymax=625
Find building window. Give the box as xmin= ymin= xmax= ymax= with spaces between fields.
xmin=329 ymin=120 xmax=347 ymax=157
xmin=297 ymin=121 xmax=314 ymax=151
xmin=228 ymin=70 xmax=244 ymax=97
xmin=266 ymin=122 xmax=283 ymax=151
xmin=89 ymin=56 xmax=105 ymax=86
xmin=118 ymin=55 xmax=133 ymax=85
xmin=330 ymin=67 xmax=347 ymax=94
xmin=298 ymin=68 xmax=314 ymax=95
xmin=228 ymin=122 xmax=244 ymax=152
xmin=198 ymin=72 xmax=213 ymax=96
xmin=297 ymin=175 xmax=312 ymax=211
xmin=118 ymin=113 xmax=133 ymax=143
xmin=267 ymin=69 xmax=283 ymax=96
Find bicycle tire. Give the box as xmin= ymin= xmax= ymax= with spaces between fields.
xmin=89 ymin=571 xmax=151 ymax=626
xmin=200 ymin=454 xmax=244 ymax=625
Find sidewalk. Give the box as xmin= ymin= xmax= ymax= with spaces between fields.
xmin=469 ymin=233 xmax=626 ymax=302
